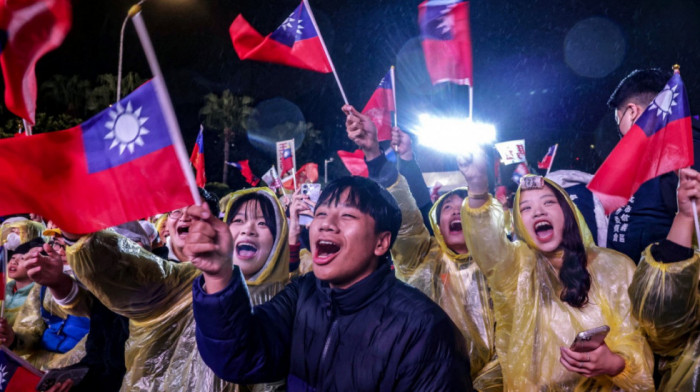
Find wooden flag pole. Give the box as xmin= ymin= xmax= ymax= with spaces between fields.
xmin=303 ymin=0 xmax=348 ymax=105
xmin=130 ymin=6 xmax=202 ymax=206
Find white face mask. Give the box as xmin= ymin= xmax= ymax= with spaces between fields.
xmin=5 ymin=233 xmax=21 ymax=251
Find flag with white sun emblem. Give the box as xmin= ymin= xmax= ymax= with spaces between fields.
xmin=418 ymin=0 xmax=473 ymax=85
xmin=229 ymin=0 xmax=332 ymax=73
xmin=0 ymin=346 xmax=42 ymax=391
xmin=0 ymin=77 xmax=195 ymax=233
xmin=589 ymin=69 xmax=694 ymax=214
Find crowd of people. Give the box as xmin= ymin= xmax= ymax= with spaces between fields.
xmin=0 ymin=67 xmax=698 ymax=392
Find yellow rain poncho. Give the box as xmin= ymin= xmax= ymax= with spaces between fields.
xmin=62 ymin=187 xmax=289 ymax=392
xmin=461 ymin=177 xmax=653 ymax=391
xmin=388 ymin=178 xmax=501 ymax=391
xmin=629 ymin=246 xmax=700 ymax=391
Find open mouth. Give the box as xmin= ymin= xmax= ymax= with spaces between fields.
xmin=534 ymin=220 xmax=554 ymax=241
xmin=176 ymin=225 xmax=189 ymax=238
xmin=314 ymin=240 xmax=340 ymax=265
xmin=235 ymin=242 xmax=258 ymax=259
xmin=449 ymin=220 xmax=462 ymax=233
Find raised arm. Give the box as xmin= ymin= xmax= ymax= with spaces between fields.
xmin=629 ymin=168 xmax=700 ymax=355
xmin=186 ymin=203 xmax=298 ymax=383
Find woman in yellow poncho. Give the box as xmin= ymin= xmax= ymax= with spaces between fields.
xmin=459 ymin=154 xmax=653 ymax=391
xmin=628 ymin=168 xmax=700 ymax=391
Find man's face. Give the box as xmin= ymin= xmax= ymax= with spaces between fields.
xmin=309 ymin=189 xmax=391 ymax=289
xmin=165 ymin=206 xmax=199 ymax=260
xmin=615 ymin=103 xmax=640 ymax=137
xmin=438 ymin=194 xmax=468 ymax=254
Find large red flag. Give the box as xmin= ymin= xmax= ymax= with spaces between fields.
xmin=418 ymin=0 xmax=472 ymax=85
xmin=588 ymin=70 xmax=694 ymax=214
xmin=0 ymin=79 xmax=195 ymax=234
xmin=189 ymin=125 xmax=206 ymax=187
xmin=229 ymin=1 xmax=331 ymax=73
xmin=362 ymin=68 xmax=395 ymax=142
xmin=337 ymin=150 xmax=368 ymax=177
xmin=0 ymin=0 xmax=72 ymax=124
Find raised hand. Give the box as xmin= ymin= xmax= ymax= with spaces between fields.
xmin=24 ymin=243 xmax=74 ymax=300
xmin=665 ymin=168 xmax=700 ymax=248
xmin=183 ymin=203 xmax=234 ymax=294
xmin=289 ymin=188 xmax=312 ymax=246
xmin=391 ymin=127 xmax=413 ymax=161
xmin=342 ymin=104 xmax=381 ymax=160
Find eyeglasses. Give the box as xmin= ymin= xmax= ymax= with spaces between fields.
xmin=168 ymin=209 xmax=186 ymax=220
xmin=49 ymin=240 xmax=65 ymax=251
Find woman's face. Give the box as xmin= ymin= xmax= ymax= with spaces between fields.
xmin=228 ymin=199 xmax=275 ymax=280
xmin=518 ymin=187 xmax=565 ymax=253
xmin=437 ymin=194 xmax=468 ymax=254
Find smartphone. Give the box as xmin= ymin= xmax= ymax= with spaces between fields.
xmin=570 ymin=325 xmax=610 ymax=352
xmin=36 ymin=366 xmax=89 ymax=391
xmin=299 ymin=183 xmax=321 ymax=227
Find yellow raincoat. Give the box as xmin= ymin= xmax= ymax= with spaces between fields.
xmin=461 ymin=177 xmax=653 ymax=391
xmin=12 ymin=283 xmax=87 ymax=370
xmin=62 ymin=187 xmax=289 ymax=392
xmin=629 ymin=246 xmax=700 ymax=391
xmin=388 ymin=179 xmax=501 ymax=391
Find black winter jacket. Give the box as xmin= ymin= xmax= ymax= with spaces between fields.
xmin=193 ymin=262 xmax=472 ymax=391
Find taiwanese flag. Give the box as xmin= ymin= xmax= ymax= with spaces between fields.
xmin=229 ymin=1 xmax=331 ymax=73
xmin=189 ymin=125 xmax=206 ymax=187
xmin=0 ymin=0 xmax=72 ymax=124
xmin=0 ymin=346 xmax=42 ymax=391
xmin=537 ymin=144 xmax=558 ymax=170
xmin=0 ymin=78 xmax=195 ymax=234
xmin=362 ymin=68 xmax=395 ymax=141
xmin=229 ymin=160 xmax=260 ymax=186
xmin=511 ymin=162 xmax=529 ymax=185
xmin=588 ymin=71 xmax=694 ymax=214
xmin=277 ymin=139 xmax=296 ymax=179
xmin=418 ymin=0 xmax=473 ymax=85
xmin=337 ymin=149 xmax=368 ymax=177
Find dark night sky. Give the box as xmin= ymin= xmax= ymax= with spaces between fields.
xmin=32 ymin=0 xmax=700 ymax=182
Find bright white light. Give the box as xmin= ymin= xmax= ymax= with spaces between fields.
xmin=412 ymin=114 xmax=496 ymax=156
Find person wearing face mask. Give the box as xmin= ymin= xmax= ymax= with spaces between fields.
xmin=459 ymin=152 xmax=654 ymax=391
xmin=51 ymin=188 xmax=238 ymax=391
xmin=343 ymin=105 xmax=501 ymax=390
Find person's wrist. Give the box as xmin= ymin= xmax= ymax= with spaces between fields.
xmin=362 ymin=144 xmax=381 ymax=161
xmin=607 ymin=353 xmax=625 ymax=376
xmin=202 ymin=267 xmax=233 ymax=294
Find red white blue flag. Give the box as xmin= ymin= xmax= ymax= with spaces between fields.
xmin=537 ymin=144 xmax=557 ymax=170
xmin=229 ymin=1 xmax=331 ymax=73
xmin=228 ymin=160 xmax=260 ymax=186
xmin=418 ymin=0 xmax=472 ymax=85
xmin=189 ymin=125 xmax=206 ymax=187
xmin=511 ymin=162 xmax=530 ymax=185
xmin=588 ymin=70 xmax=694 ymax=214
xmin=277 ymin=139 xmax=296 ymax=181
xmin=0 ymin=0 xmax=72 ymax=124
xmin=0 ymin=78 xmax=196 ymax=234
xmin=362 ymin=68 xmax=395 ymax=142
xmin=0 ymin=346 xmax=42 ymax=391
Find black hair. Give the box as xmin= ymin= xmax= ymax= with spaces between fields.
xmin=198 ymin=187 xmax=220 ymax=218
xmin=435 ymin=189 xmax=468 ymax=225
xmin=607 ymin=68 xmax=670 ymax=110
xmin=7 ymin=237 xmax=45 ymax=259
xmin=546 ymin=183 xmax=591 ymax=308
xmin=226 ymin=193 xmax=277 ymax=240
xmin=316 ymin=176 xmax=401 ymax=254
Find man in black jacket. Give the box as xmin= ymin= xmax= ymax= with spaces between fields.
xmin=187 ymin=176 xmax=472 ymax=391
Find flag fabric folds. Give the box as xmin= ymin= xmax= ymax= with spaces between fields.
xmin=588 ymin=71 xmax=694 ymax=214
xmin=418 ymin=0 xmax=472 ymax=85
xmin=189 ymin=125 xmax=206 ymax=187
xmin=337 ymin=149 xmax=368 ymax=177
xmin=229 ymin=160 xmax=260 ymax=186
xmin=362 ymin=68 xmax=395 ymax=141
xmin=0 ymin=78 xmax=195 ymax=234
xmin=0 ymin=0 xmax=72 ymax=124
xmin=537 ymin=144 xmax=558 ymax=170
xmin=0 ymin=346 xmax=43 ymax=391
xmin=229 ymin=1 xmax=331 ymax=73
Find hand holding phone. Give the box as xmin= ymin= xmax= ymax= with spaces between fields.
xmin=36 ymin=366 xmax=89 ymax=391
xmin=570 ymin=325 xmax=610 ymax=352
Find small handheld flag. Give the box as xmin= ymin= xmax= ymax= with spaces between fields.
xmin=228 ymin=160 xmax=260 ymax=186
xmin=362 ymin=67 xmax=396 ymax=142
xmin=262 ymin=166 xmax=283 ymax=191
xmin=537 ymin=144 xmax=558 ymax=176
xmin=495 ymin=140 xmax=527 ymax=165
xmin=0 ymin=346 xmax=43 ymax=391
xmin=277 ymin=139 xmax=297 ymax=188
xmin=189 ymin=125 xmax=206 ymax=187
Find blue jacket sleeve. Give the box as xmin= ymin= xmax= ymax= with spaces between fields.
xmin=192 ymin=266 xmax=299 ymax=383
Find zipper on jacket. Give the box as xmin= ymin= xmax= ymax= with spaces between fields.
xmin=321 ymin=319 xmax=338 ymax=364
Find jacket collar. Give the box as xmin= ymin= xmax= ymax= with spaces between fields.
xmin=316 ymin=261 xmax=394 ymax=315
